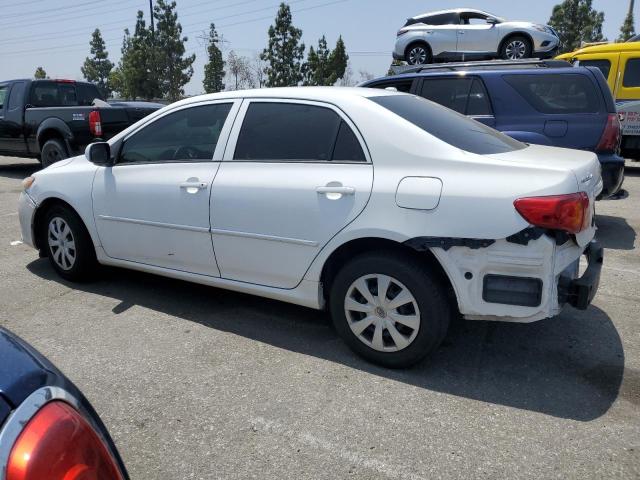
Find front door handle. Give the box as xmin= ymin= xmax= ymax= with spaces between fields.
xmin=180 ymin=181 xmax=208 ymax=190
xmin=316 ymin=186 xmax=356 ymax=195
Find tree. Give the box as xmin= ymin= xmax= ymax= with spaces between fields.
xmin=261 ymin=3 xmax=305 ymax=87
xmin=549 ymin=0 xmax=606 ymax=53
xmin=303 ymin=35 xmax=332 ymax=85
xmin=251 ymin=53 xmax=267 ymax=88
xmin=226 ymin=51 xmax=253 ymax=90
xmin=619 ymin=0 xmax=636 ymax=42
xmin=203 ymin=23 xmax=225 ymax=93
xmin=337 ymin=62 xmax=355 ymax=86
xmin=34 ymin=67 xmax=47 ymax=79
xmin=327 ymin=35 xmax=348 ymax=84
xmin=81 ymin=29 xmax=114 ymax=98
xmin=154 ymin=0 xmax=195 ymax=101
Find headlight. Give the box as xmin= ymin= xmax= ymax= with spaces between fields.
xmin=22 ymin=176 xmax=35 ymax=190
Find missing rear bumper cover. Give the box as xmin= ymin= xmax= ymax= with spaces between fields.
xmin=483 ymin=275 xmax=543 ymax=307
xmin=404 ymin=237 xmax=495 ymax=252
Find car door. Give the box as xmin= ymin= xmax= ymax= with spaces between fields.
xmin=210 ymin=99 xmax=373 ymax=289
xmin=0 ymin=82 xmax=27 ymax=154
xmin=456 ymin=12 xmax=498 ymax=57
xmin=92 ymin=100 xmax=240 ymax=276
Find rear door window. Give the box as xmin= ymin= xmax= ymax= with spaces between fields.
xmin=578 ymin=60 xmax=611 ymax=80
xmin=406 ymin=12 xmax=459 ymax=26
xmin=466 ymin=78 xmax=493 ymax=116
xmin=0 ymin=86 xmax=6 ymax=110
xmin=8 ymin=82 xmax=25 ymax=111
xmin=503 ymin=74 xmax=600 ymax=113
xmin=623 ymin=58 xmax=640 ymax=87
xmin=370 ymin=94 xmax=525 ymax=155
xmin=234 ymin=102 xmax=365 ymax=162
xmin=419 ymin=77 xmax=473 ymax=114
xmin=30 ymin=82 xmax=78 ymax=107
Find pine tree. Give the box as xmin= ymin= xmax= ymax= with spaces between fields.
xmin=81 ymin=29 xmax=114 ymax=98
xmin=203 ymin=23 xmax=225 ymax=93
xmin=34 ymin=67 xmax=47 ymax=79
xmin=261 ymin=3 xmax=305 ymax=87
xmin=549 ymin=0 xmax=606 ymax=53
xmin=619 ymin=0 xmax=636 ymax=42
xmin=154 ymin=0 xmax=195 ymax=101
xmin=328 ymin=35 xmax=348 ymax=84
xmin=303 ymin=36 xmax=331 ymax=85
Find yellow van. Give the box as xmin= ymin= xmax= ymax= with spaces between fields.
xmin=556 ymin=42 xmax=640 ymax=103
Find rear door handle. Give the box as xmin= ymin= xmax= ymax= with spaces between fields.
xmin=316 ymin=186 xmax=356 ymax=195
xmin=180 ymin=181 xmax=208 ymax=189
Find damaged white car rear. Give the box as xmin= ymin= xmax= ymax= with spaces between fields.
xmin=17 ymin=88 xmax=602 ymax=368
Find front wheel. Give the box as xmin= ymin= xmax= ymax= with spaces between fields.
xmin=329 ymin=252 xmax=450 ymax=368
xmin=500 ymin=36 xmax=532 ymax=60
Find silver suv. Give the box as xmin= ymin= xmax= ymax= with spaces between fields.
xmin=394 ymin=8 xmax=560 ymax=65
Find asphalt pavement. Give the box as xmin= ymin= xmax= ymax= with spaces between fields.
xmin=0 ymin=156 xmax=638 ymax=479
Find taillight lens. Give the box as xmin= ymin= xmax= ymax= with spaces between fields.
xmin=596 ymin=113 xmax=621 ymax=152
xmin=514 ymin=192 xmax=590 ymax=234
xmin=89 ymin=110 xmax=102 ymax=137
xmin=7 ymin=401 xmax=124 ymax=480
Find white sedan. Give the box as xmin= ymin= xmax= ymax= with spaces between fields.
xmin=18 ymin=87 xmax=603 ymax=367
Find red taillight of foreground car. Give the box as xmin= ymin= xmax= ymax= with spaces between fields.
xmin=89 ymin=110 xmax=102 ymax=137
xmin=7 ymin=401 xmax=124 ymax=480
xmin=514 ymin=192 xmax=590 ymax=234
xmin=596 ymin=113 xmax=621 ymax=152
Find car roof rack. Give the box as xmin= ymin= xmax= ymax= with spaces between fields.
xmin=390 ymin=59 xmax=572 ymax=75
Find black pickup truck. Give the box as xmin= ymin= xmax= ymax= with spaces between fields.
xmin=0 ymin=79 xmax=162 ymax=166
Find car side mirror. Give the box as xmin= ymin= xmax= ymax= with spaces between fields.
xmin=487 ymin=17 xmax=499 ymax=25
xmin=85 ymin=142 xmax=113 ymax=166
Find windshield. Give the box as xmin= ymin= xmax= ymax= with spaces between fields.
xmin=369 ymin=94 xmax=526 ymax=155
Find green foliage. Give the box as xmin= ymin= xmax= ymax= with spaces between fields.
xmin=303 ymin=35 xmax=349 ymax=86
xmin=619 ymin=0 xmax=636 ymax=42
xmin=154 ymin=0 xmax=195 ymax=101
xmin=328 ymin=35 xmax=348 ymax=84
xmin=261 ymin=3 xmax=305 ymax=87
xmin=34 ymin=67 xmax=47 ymax=79
xmin=549 ymin=0 xmax=606 ymax=53
xmin=81 ymin=29 xmax=114 ymax=98
xmin=203 ymin=23 xmax=225 ymax=93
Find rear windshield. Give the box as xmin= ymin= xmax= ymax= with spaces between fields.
xmin=504 ymin=74 xmax=600 ymax=114
xmin=369 ymin=94 xmax=525 ymax=155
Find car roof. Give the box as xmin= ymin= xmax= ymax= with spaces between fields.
xmin=168 ymin=86 xmax=402 ymax=109
xmin=411 ymin=8 xmax=493 ymax=19
xmin=559 ymin=41 xmax=640 ymax=57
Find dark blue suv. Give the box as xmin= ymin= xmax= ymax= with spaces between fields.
xmin=361 ymin=60 xmax=624 ymax=198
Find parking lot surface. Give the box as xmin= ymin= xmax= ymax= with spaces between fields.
xmin=0 ymin=156 xmax=638 ymax=479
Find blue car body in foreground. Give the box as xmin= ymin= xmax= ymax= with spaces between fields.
xmin=362 ymin=65 xmax=624 ymax=198
xmin=0 ymin=327 xmax=128 ymax=479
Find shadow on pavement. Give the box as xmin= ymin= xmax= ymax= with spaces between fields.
xmin=0 ymin=161 xmax=40 ymax=179
xmin=596 ymin=214 xmax=636 ymax=250
xmin=27 ymin=259 xmax=624 ymax=422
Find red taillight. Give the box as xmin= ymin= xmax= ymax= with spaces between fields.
xmin=89 ymin=110 xmax=102 ymax=137
xmin=7 ymin=401 xmax=124 ymax=480
xmin=596 ymin=113 xmax=621 ymax=152
xmin=514 ymin=192 xmax=590 ymax=234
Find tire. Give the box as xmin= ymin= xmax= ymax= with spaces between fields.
xmin=329 ymin=251 xmax=450 ymax=368
xmin=500 ymin=36 xmax=532 ymax=60
xmin=405 ymin=42 xmax=432 ymax=65
xmin=42 ymin=204 xmax=98 ymax=281
xmin=40 ymin=138 xmax=68 ymax=168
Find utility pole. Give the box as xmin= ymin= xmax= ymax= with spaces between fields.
xmin=149 ymin=0 xmax=154 ymax=34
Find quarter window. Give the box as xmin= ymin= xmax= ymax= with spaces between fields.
xmin=119 ymin=103 xmax=232 ymax=164
xmin=504 ymin=74 xmax=600 ymax=114
xmin=233 ymin=102 xmax=365 ymax=162
xmin=623 ymin=58 xmax=640 ymax=87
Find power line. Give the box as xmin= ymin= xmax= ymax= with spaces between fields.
xmin=0 ymin=0 xmax=46 ymax=8
xmin=1 ymin=0 xmax=112 ymax=19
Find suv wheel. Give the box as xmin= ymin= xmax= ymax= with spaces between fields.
xmin=501 ymin=36 xmax=532 ymax=60
xmin=43 ymin=205 xmax=98 ymax=281
xmin=41 ymin=139 xmax=68 ymax=168
xmin=405 ymin=43 xmax=432 ymax=65
xmin=329 ymin=252 xmax=450 ymax=368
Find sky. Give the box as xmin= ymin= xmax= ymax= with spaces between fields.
xmin=0 ymin=0 xmax=633 ymax=95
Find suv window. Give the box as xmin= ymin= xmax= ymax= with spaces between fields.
xmin=368 ymin=80 xmax=413 ymax=93
xmin=0 ymin=86 xmax=6 ymax=110
xmin=405 ymin=12 xmax=459 ymax=26
xmin=8 ymin=82 xmax=25 ymax=111
xmin=119 ymin=103 xmax=232 ymax=164
xmin=77 ymin=83 xmax=103 ymax=105
xmin=578 ymin=60 xmax=611 ymax=80
xmin=370 ymin=94 xmax=525 ymax=155
xmin=234 ymin=102 xmax=365 ymax=162
xmin=30 ymin=81 xmax=78 ymax=107
xmin=504 ymin=74 xmax=600 ymax=114
xmin=623 ymin=58 xmax=640 ymax=87
xmin=418 ymin=77 xmax=492 ymax=116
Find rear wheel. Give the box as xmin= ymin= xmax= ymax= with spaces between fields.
xmin=329 ymin=252 xmax=450 ymax=368
xmin=40 ymin=138 xmax=68 ymax=168
xmin=43 ymin=205 xmax=98 ymax=281
xmin=500 ymin=36 xmax=532 ymax=60
xmin=405 ymin=43 xmax=432 ymax=65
